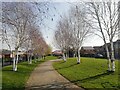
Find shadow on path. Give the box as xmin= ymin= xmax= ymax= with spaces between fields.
xmin=26 ymin=82 xmax=81 ymax=90
xmin=26 ymin=60 xmax=83 ymax=90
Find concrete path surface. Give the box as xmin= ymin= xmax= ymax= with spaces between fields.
xmin=25 ymin=59 xmax=84 ymax=90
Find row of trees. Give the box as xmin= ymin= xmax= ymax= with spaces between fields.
xmin=55 ymin=1 xmax=119 ymax=72
xmin=55 ymin=5 xmax=91 ymax=63
xmin=2 ymin=2 xmax=51 ymax=71
xmin=87 ymin=1 xmax=119 ymax=72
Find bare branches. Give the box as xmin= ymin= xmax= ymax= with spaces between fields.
xmin=54 ymin=4 xmax=91 ymax=63
xmin=86 ymin=1 xmax=119 ymax=71
xmin=2 ymin=2 xmax=41 ymax=71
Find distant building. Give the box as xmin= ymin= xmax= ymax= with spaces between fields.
xmin=80 ymin=46 xmax=95 ymax=57
xmin=100 ymin=39 xmax=120 ymax=59
xmin=0 ymin=49 xmax=12 ymax=66
xmin=52 ymin=50 xmax=62 ymax=56
xmin=80 ymin=40 xmax=120 ymax=59
xmin=94 ymin=46 xmax=102 ymax=53
xmin=112 ymin=39 xmax=120 ymax=59
xmin=0 ymin=49 xmax=11 ymax=59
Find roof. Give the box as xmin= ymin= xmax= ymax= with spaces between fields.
xmin=82 ymin=46 xmax=94 ymax=50
xmin=52 ymin=50 xmax=62 ymax=55
xmin=52 ymin=50 xmax=62 ymax=53
xmin=0 ymin=49 xmax=11 ymax=55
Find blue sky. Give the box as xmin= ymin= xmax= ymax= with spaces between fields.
xmin=40 ymin=1 xmax=119 ymax=51
xmin=40 ymin=2 xmax=72 ymax=50
xmin=1 ymin=1 xmax=119 ymax=51
xmin=40 ymin=2 xmax=105 ymax=51
xmin=0 ymin=2 xmax=105 ymax=50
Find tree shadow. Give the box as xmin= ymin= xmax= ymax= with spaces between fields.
xmin=2 ymin=87 xmax=24 ymax=90
xmin=55 ymin=63 xmax=78 ymax=70
xmin=26 ymin=82 xmax=81 ymax=90
xmin=2 ymin=69 xmax=13 ymax=72
xmin=70 ymin=71 xmax=119 ymax=89
xmin=26 ymin=68 xmax=55 ymax=74
xmin=71 ymin=71 xmax=114 ymax=84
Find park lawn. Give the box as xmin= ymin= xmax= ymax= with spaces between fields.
xmin=45 ymin=55 xmax=58 ymax=60
xmin=53 ymin=57 xmax=120 ymax=89
xmin=2 ymin=56 xmax=57 ymax=90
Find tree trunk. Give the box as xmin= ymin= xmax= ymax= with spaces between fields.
xmin=77 ymin=49 xmax=80 ymax=64
xmin=110 ymin=41 xmax=115 ymax=71
xmin=35 ymin=56 xmax=37 ymax=63
xmin=29 ymin=55 xmax=32 ymax=64
xmin=27 ymin=54 xmax=32 ymax=64
xmin=67 ymin=50 xmax=69 ymax=58
xmin=63 ymin=53 xmax=66 ymax=62
xmin=13 ymin=56 xmax=16 ymax=71
xmin=15 ymin=50 xmax=19 ymax=71
xmin=105 ymin=44 xmax=111 ymax=71
xmin=27 ymin=54 xmax=30 ymax=64
xmin=65 ymin=53 xmax=68 ymax=59
xmin=74 ymin=53 xmax=76 ymax=57
xmin=13 ymin=49 xmax=18 ymax=71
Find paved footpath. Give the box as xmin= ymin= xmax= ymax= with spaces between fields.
xmin=25 ymin=59 xmax=84 ymax=90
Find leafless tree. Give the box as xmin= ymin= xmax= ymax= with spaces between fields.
xmin=118 ymin=2 xmax=120 ymax=40
xmin=21 ymin=25 xmax=36 ymax=64
xmin=54 ymin=16 xmax=71 ymax=61
xmin=55 ymin=4 xmax=91 ymax=63
xmin=86 ymin=1 xmax=119 ymax=71
xmin=69 ymin=5 xmax=91 ymax=64
xmin=2 ymin=2 xmax=37 ymax=71
xmin=28 ymin=25 xmax=50 ymax=62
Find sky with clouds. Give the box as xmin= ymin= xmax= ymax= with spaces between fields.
xmin=40 ymin=2 xmax=105 ymax=51
xmin=37 ymin=1 xmax=119 ymax=51
xmin=0 ymin=0 xmax=119 ymax=51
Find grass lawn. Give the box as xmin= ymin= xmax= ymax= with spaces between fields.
xmin=45 ymin=55 xmax=58 ymax=60
xmin=53 ymin=57 xmax=120 ymax=89
xmin=2 ymin=56 xmax=57 ymax=90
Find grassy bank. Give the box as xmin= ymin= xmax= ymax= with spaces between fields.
xmin=2 ymin=56 xmax=57 ymax=90
xmin=45 ymin=56 xmax=58 ymax=60
xmin=53 ymin=57 xmax=119 ymax=89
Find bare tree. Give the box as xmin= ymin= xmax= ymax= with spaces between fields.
xmin=2 ymin=2 xmax=37 ymax=71
xmin=23 ymin=39 xmax=33 ymax=64
xmin=69 ymin=5 xmax=91 ymax=64
xmin=54 ymin=16 xmax=72 ymax=61
xmin=118 ymin=2 xmax=120 ymax=62
xmin=86 ymin=1 xmax=119 ymax=71
xmin=55 ymin=4 xmax=91 ymax=63
xmin=28 ymin=25 xmax=50 ymax=61
xmin=21 ymin=26 xmax=33 ymax=64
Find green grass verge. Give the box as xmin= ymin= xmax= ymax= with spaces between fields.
xmin=53 ymin=57 xmax=120 ymax=89
xmin=45 ymin=56 xmax=58 ymax=60
xmin=2 ymin=56 xmax=57 ymax=90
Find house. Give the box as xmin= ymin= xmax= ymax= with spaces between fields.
xmin=94 ymin=46 xmax=102 ymax=53
xmin=113 ymin=39 xmax=120 ymax=59
xmin=99 ymin=39 xmax=120 ymax=59
xmin=0 ymin=49 xmax=12 ymax=66
xmin=12 ymin=51 xmax=27 ymax=61
xmin=0 ymin=49 xmax=11 ymax=60
xmin=52 ymin=50 xmax=63 ymax=56
xmin=93 ymin=46 xmax=104 ymax=57
xmin=80 ymin=46 xmax=95 ymax=57
xmin=1 ymin=49 xmax=28 ymax=66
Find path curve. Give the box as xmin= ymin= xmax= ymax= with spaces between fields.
xmin=25 ymin=59 xmax=84 ymax=90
